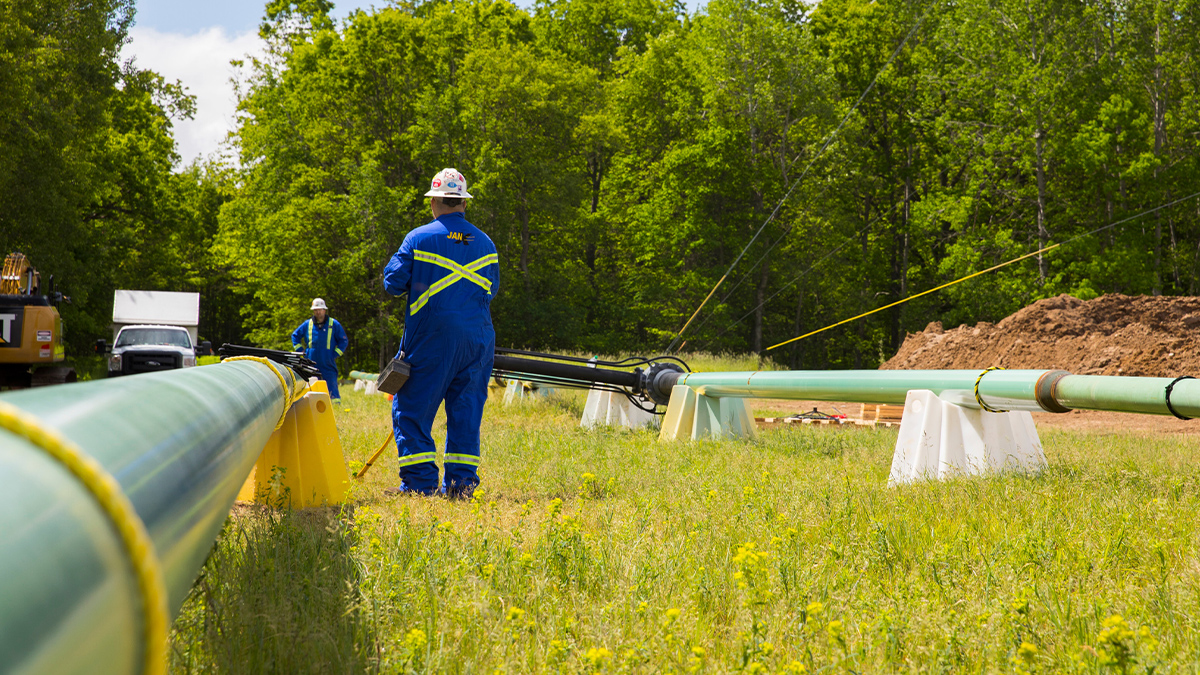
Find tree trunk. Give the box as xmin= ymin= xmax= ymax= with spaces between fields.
xmin=519 ymin=203 xmax=531 ymax=293
xmin=1034 ymin=116 xmax=1049 ymax=282
xmin=378 ymin=300 xmax=390 ymax=371
xmin=855 ymin=197 xmax=872 ymax=370
xmin=790 ymin=290 xmax=804 ymax=370
xmin=752 ymin=247 xmax=769 ymax=353
xmin=1152 ymin=16 xmax=1169 ymax=295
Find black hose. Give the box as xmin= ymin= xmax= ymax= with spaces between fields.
xmin=492 ymin=354 xmax=641 ymax=389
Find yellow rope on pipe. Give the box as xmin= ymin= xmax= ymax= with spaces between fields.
xmin=0 ymin=401 xmax=168 ymax=675
xmin=220 ymin=356 xmax=305 ymax=430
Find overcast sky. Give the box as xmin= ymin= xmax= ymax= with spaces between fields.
xmin=124 ymin=1 xmax=704 ymax=166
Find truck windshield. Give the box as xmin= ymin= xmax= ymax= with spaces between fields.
xmin=116 ymin=328 xmax=192 ymax=349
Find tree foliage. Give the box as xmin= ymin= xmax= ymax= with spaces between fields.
xmin=6 ymin=0 xmax=1200 ymax=370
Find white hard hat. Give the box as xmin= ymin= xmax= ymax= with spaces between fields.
xmin=424 ymin=167 xmax=473 ymax=199
xmin=310 ymin=298 xmax=328 ymax=310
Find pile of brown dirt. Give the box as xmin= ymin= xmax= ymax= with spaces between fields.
xmin=882 ymin=293 xmax=1200 ymax=377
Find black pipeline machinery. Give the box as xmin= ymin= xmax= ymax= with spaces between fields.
xmin=490 ymin=348 xmax=690 ymax=413
xmin=351 ymin=348 xmax=694 ymax=412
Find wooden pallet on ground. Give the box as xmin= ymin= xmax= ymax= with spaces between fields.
xmin=859 ymin=403 xmax=904 ymax=424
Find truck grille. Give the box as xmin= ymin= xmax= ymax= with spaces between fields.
xmin=126 ymin=351 xmax=182 ymax=374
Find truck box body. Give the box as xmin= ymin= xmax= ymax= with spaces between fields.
xmin=112 ymin=290 xmax=200 ymax=344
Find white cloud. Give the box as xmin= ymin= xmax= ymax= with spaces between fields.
xmin=123 ymin=26 xmax=265 ymax=167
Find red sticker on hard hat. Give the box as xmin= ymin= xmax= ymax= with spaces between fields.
xmin=432 ymin=179 xmax=441 ymax=187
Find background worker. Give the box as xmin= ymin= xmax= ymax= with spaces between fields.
xmin=382 ymin=168 xmax=498 ymax=497
xmin=291 ymin=297 xmax=349 ymax=401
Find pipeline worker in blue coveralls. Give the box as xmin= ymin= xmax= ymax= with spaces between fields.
xmin=291 ymin=298 xmax=349 ymax=401
xmin=382 ymin=167 xmax=498 ymax=498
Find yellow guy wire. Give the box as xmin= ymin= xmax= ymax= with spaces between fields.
xmin=670 ymin=273 xmax=729 ymax=348
xmin=766 ymin=244 xmax=1060 ymax=352
xmin=0 ymin=401 xmax=169 ymax=675
xmin=765 ymin=190 xmax=1200 ymax=352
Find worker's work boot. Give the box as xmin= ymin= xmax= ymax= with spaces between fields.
xmin=440 ymin=477 xmax=478 ymax=501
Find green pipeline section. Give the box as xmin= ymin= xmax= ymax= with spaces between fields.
xmin=675 ymin=369 xmax=1200 ymax=417
xmin=349 ymin=370 xmax=377 ymax=381
xmin=0 ymin=359 xmax=299 ymax=675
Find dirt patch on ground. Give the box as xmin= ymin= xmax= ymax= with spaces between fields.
xmin=882 ymin=293 xmax=1200 ymax=377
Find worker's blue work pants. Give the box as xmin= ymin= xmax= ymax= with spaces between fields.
xmin=318 ymin=365 xmax=341 ymax=400
xmin=392 ymin=323 xmax=494 ymax=495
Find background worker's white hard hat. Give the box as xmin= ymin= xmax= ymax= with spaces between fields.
xmin=424 ymin=168 xmax=473 ymax=199
xmin=310 ymin=298 xmax=328 ymax=310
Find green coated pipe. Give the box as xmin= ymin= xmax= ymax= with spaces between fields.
xmin=676 ymin=369 xmax=1200 ymax=418
xmin=349 ymin=370 xmax=378 ymax=381
xmin=0 ymin=359 xmax=297 ymax=675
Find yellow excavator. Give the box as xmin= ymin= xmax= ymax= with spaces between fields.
xmin=0 ymin=253 xmax=75 ymax=388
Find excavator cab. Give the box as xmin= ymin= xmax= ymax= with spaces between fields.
xmin=0 ymin=253 xmax=75 ymax=388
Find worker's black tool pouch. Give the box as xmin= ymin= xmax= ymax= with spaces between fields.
xmin=377 ymin=355 xmax=411 ymax=395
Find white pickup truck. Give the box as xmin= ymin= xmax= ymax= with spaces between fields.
xmin=95 ymin=290 xmax=211 ymax=377
xmin=105 ymin=324 xmax=206 ymax=377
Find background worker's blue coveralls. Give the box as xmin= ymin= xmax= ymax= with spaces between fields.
xmin=383 ymin=211 xmax=498 ymax=495
xmin=291 ymin=317 xmax=349 ymax=400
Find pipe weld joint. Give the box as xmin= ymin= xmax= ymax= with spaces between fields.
xmin=1034 ymin=370 xmax=1073 ymax=413
xmin=1165 ymin=376 xmax=1195 ymax=420
xmin=973 ymin=366 xmax=1009 ymax=413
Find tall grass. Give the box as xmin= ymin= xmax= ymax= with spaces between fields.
xmin=170 ymin=385 xmax=1200 ymax=673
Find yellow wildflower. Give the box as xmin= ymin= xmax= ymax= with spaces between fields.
xmin=584 ymin=646 xmax=612 ymax=666
xmin=403 ymin=628 xmax=427 ymax=650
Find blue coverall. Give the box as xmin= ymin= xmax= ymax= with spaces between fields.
xmin=383 ymin=211 xmax=498 ymax=495
xmin=291 ymin=316 xmax=349 ymax=400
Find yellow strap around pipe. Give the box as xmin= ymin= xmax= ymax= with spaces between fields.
xmin=0 ymin=401 xmax=169 ymax=675
xmin=973 ymin=366 xmax=1009 ymax=413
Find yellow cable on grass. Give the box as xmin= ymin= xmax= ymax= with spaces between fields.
xmin=354 ymin=433 xmax=394 ymax=480
xmin=0 ymin=401 xmax=168 ymax=675
xmin=221 ymin=356 xmax=306 ymax=430
xmin=766 ymin=244 xmax=1060 ymax=352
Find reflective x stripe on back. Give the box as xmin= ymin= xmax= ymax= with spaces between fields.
xmin=410 ymin=252 xmax=498 ymax=315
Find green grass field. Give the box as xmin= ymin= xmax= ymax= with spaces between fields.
xmin=169 ymin=357 xmax=1200 ymax=673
